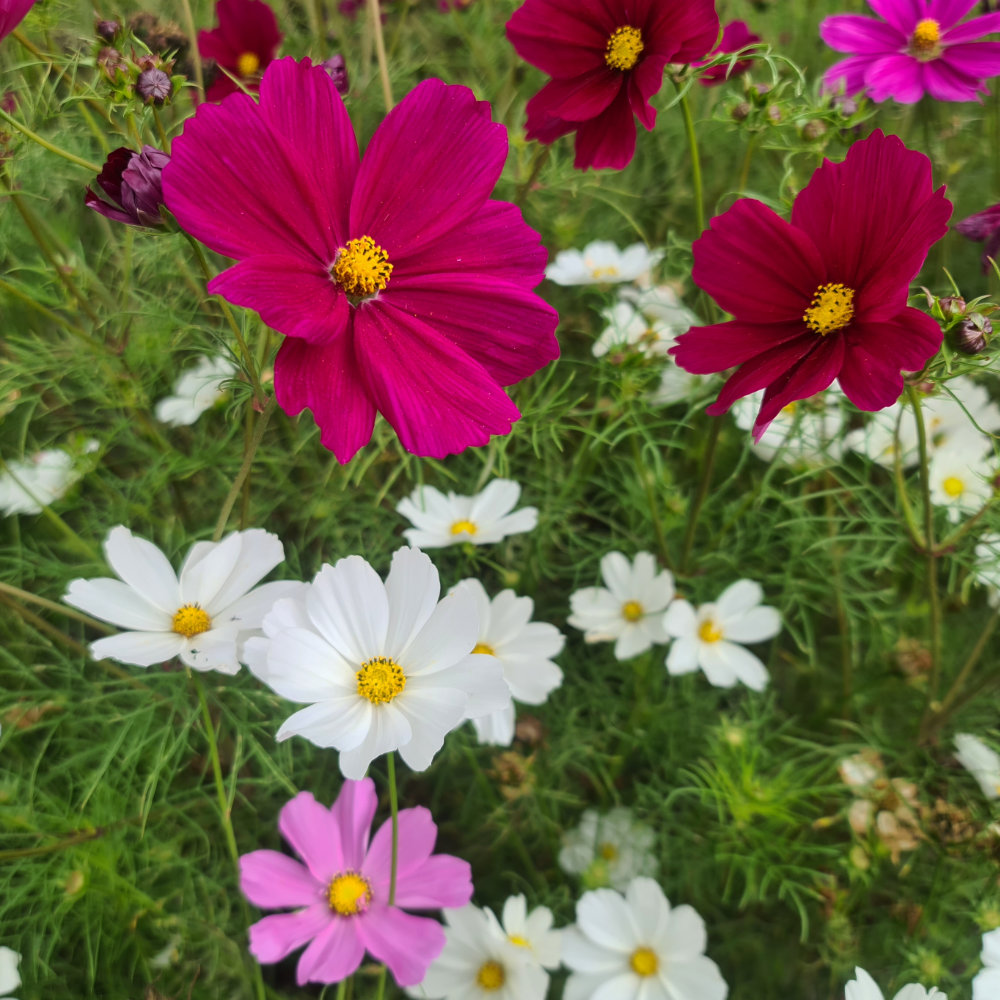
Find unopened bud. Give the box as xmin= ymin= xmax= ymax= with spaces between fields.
xmin=766 ymin=105 xmax=782 ymax=123
xmin=955 ymin=315 xmax=991 ymax=354
xmin=98 ymin=46 xmax=128 ymax=82
xmin=938 ymin=295 xmax=966 ymax=318
xmin=321 ymin=54 xmax=349 ymax=96
xmin=95 ymin=18 xmax=119 ymax=41
xmin=136 ymin=68 xmax=172 ymax=105
xmin=833 ymin=94 xmax=859 ymax=116
xmin=731 ymin=100 xmax=751 ymax=121
xmin=85 ymin=145 xmax=169 ymax=228
xmin=802 ymin=120 xmax=826 ymax=141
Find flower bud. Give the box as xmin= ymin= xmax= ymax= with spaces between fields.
xmin=95 ymin=18 xmax=119 ymax=41
xmin=801 ymin=120 xmax=826 ymax=141
xmin=321 ymin=54 xmax=349 ymax=96
xmin=766 ymin=104 xmax=782 ymax=123
xmin=85 ymin=145 xmax=169 ymax=228
xmin=938 ymin=295 xmax=966 ymax=318
xmin=731 ymin=100 xmax=751 ymax=121
xmin=98 ymin=46 xmax=129 ymax=83
xmin=954 ymin=315 xmax=991 ymax=354
xmin=136 ymin=67 xmax=172 ymax=105
xmin=832 ymin=94 xmax=859 ymax=116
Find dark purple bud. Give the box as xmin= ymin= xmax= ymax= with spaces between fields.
xmin=98 ymin=46 xmax=129 ymax=82
xmin=136 ymin=67 xmax=172 ymax=105
xmin=954 ymin=315 xmax=992 ymax=355
xmin=95 ymin=18 xmax=119 ymax=41
xmin=85 ymin=145 xmax=169 ymax=228
xmin=955 ymin=204 xmax=1000 ymax=273
xmin=0 ymin=91 xmax=17 ymax=114
xmin=321 ymin=54 xmax=349 ymax=96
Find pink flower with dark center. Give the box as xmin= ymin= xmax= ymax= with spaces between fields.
xmin=506 ymin=0 xmax=720 ymax=171
xmin=163 ymin=58 xmax=558 ymax=462
xmin=956 ymin=202 xmax=1000 ymax=271
xmin=669 ymin=131 xmax=952 ymax=440
xmin=0 ymin=0 xmax=35 ymax=43
xmin=821 ymin=0 xmax=1000 ymax=103
xmin=240 ymin=780 xmax=473 ymax=986
xmin=198 ymin=0 xmax=282 ymax=102
xmin=695 ymin=20 xmax=761 ymax=85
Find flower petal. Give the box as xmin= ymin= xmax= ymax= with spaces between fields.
xmin=505 ymin=0 xmax=608 ymax=79
xmin=382 ymin=547 xmax=440 ymax=661
xmin=820 ymin=14 xmax=902 ymax=53
xmin=102 ymin=526 xmax=180 ymax=614
xmin=308 ymin=557 xmax=390 ymax=664
xmin=572 ymin=87 xmax=637 ymax=171
xmin=63 ymin=577 xmax=168 ymax=631
xmin=295 ymin=916 xmax=365 ymax=985
xmin=865 ymin=53 xmax=927 ymax=103
xmin=387 ymin=854 xmax=474 ymax=910
xmin=247 ymin=904 xmax=332 ymax=964
xmin=240 ymin=850 xmax=323 ymax=908
xmin=89 ymin=630 xmax=185 ymax=666
xmin=366 ymin=805 xmax=437 ymax=884
xmin=358 ymin=907 xmax=446 ymax=987
xmin=278 ymin=791 xmax=347 ymax=883
xmin=670 ymin=320 xmax=810 ymax=375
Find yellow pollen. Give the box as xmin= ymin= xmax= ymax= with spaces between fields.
xmin=590 ymin=265 xmax=620 ymax=279
xmin=803 ymin=282 xmax=855 ymax=336
xmin=605 ymin=25 xmax=644 ymax=71
xmin=942 ymin=476 xmax=965 ymax=497
xmin=236 ymin=51 xmax=261 ymax=77
xmin=781 ymin=401 xmax=798 ymax=416
xmin=698 ymin=619 xmax=724 ymax=643
xmin=599 ymin=841 xmax=618 ymax=860
xmin=450 ymin=519 xmax=478 ymax=536
xmin=622 ymin=600 xmax=644 ymax=622
xmin=355 ymin=656 xmax=406 ymax=704
xmin=172 ymin=604 xmax=212 ymax=638
xmin=630 ymin=946 xmax=659 ymax=976
xmin=327 ymin=871 xmax=372 ymax=916
xmin=910 ymin=18 xmax=940 ymax=55
xmin=332 ymin=235 xmax=393 ymax=300
xmin=509 ymin=934 xmax=530 ymax=948
xmin=472 ymin=642 xmax=496 ymax=656
xmin=476 ymin=960 xmax=505 ymax=990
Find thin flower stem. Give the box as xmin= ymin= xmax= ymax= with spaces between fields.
xmin=679 ymin=415 xmax=722 ymax=573
xmin=737 ymin=132 xmax=758 ymax=193
xmin=369 ymin=0 xmax=394 ymax=113
xmin=387 ymin=751 xmax=400 ymax=904
xmin=675 ymin=83 xmax=705 ymax=238
xmin=0 ymin=276 xmax=96 ymax=344
xmin=0 ymin=104 xmax=102 ymax=172
xmin=892 ymin=412 xmax=926 ymax=550
xmin=515 ymin=143 xmax=551 ymax=205
xmin=151 ymin=107 xmax=171 ymax=150
xmin=629 ymin=432 xmax=673 ymax=572
xmin=177 ymin=0 xmax=206 ymax=99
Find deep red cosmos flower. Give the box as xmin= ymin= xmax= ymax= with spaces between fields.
xmin=506 ymin=0 xmax=720 ymax=171
xmin=198 ymin=0 xmax=282 ymax=102
xmin=670 ymin=131 xmax=952 ymax=439
xmin=163 ymin=58 xmax=559 ymax=463
xmin=695 ymin=20 xmax=761 ymax=86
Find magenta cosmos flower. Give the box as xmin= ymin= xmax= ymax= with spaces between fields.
xmin=163 ymin=58 xmax=558 ymax=462
xmin=695 ymin=20 xmax=761 ymax=86
xmin=0 ymin=0 xmax=34 ymax=42
xmin=506 ymin=0 xmax=720 ymax=170
xmin=198 ymin=0 xmax=282 ymax=101
xmin=240 ymin=780 xmax=473 ymax=986
xmin=821 ymin=0 xmax=1000 ymax=103
xmin=670 ymin=131 xmax=952 ymax=439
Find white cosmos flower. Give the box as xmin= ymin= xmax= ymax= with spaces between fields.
xmin=732 ymin=390 xmax=844 ymax=464
xmin=243 ymin=547 xmax=509 ymax=780
xmin=410 ymin=904 xmax=549 ymax=1000
xmin=64 ymin=526 xmax=298 ymax=674
xmin=928 ymin=446 xmax=995 ymax=523
xmin=0 ymin=443 xmax=96 ymax=516
xmin=545 ymin=241 xmax=663 ymax=286
xmin=397 ymin=480 xmax=537 ymax=548
xmin=558 ymin=807 xmax=657 ymax=891
xmin=593 ymin=293 xmax=698 ymax=359
xmin=954 ymin=733 xmax=1000 ymax=800
xmin=155 ymin=355 xmax=236 ymax=427
xmin=499 ymin=895 xmax=562 ymax=969
xmin=663 ymin=579 xmax=780 ymax=692
xmin=972 ymin=532 xmax=1000 ymax=606
xmin=647 ymin=363 xmax=711 ymax=406
xmin=451 ymin=579 xmax=564 ymax=746
xmin=845 ymin=966 xmax=945 ymax=999
xmin=561 ymin=877 xmax=728 ymax=1000
xmin=973 ymin=928 xmax=1000 ymax=1000
xmin=568 ymin=552 xmax=674 ymax=661
xmin=0 ymin=947 xmax=19 ymax=999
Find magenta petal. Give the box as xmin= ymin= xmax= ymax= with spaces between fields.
xmin=505 ymin=0 xmax=608 ymax=79
xmin=867 ymin=0 xmax=920 ymax=34
xmin=365 ymin=807 xmax=437 ymax=883
xmin=934 ymin=0 xmax=982 ymax=30
xmin=295 ymin=916 xmax=365 ymax=985
xmin=527 ymin=70 xmax=622 ymax=122
xmin=351 ymin=79 xmax=507 ymax=256
xmin=278 ymin=791 xmax=346 ymax=884
xmin=628 ymin=55 xmax=668 ymax=129
xmin=0 ymin=0 xmax=35 ymax=41
xmin=329 ymin=778 xmax=377 ymax=870
xmin=240 ymin=850 xmax=323 ymax=908
xmin=670 ymin=320 xmax=810 ymax=374
xmin=358 ymin=908 xmax=446 ymax=987
xmin=704 ymin=336 xmax=816 ymax=415
xmin=209 ymin=256 xmax=348 ymax=344
xmin=922 ymin=57 xmax=990 ymax=100
xmin=822 ymin=54 xmax=877 ymax=95
xmin=389 ymin=854 xmax=474 ymax=910
xmin=647 ymin=0 xmax=720 ymax=63
xmin=849 ymin=309 xmax=943 ymax=376
xmin=940 ymin=42 xmax=1000 ymax=78
xmin=820 ymin=13 xmax=902 ymax=53
xmin=572 ymin=87 xmax=637 ymax=170
xmin=248 ymin=904 xmax=332 ymax=963
xmin=273 ymin=334 xmax=377 ymax=464
xmin=353 ymin=303 xmax=521 ymax=458
xmin=944 ymin=11 xmax=1000 ymax=42
xmin=865 ymin=52 xmax=926 ymax=102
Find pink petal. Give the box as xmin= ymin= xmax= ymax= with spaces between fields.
xmin=628 ymin=55 xmax=669 ymax=129
xmin=704 ymin=335 xmax=816 ymax=415
xmin=940 ymin=41 xmax=1000 ymax=78
xmin=646 ymin=0 xmax=720 ymax=63
xmin=822 ymin=54 xmax=878 ymax=95
xmin=922 ymin=55 xmax=991 ymax=100
xmin=505 ymin=0 xmax=609 ymax=79
xmin=933 ymin=0 xmax=981 ymax=30
xmin=865 ymin=52 xmax=927 ymax=102
xmin=351 ymin=79 xmax=507 ymax=256
xmin=278 ymin=791 xmax=346 ymax=884
xmin=670 ymin=319 xmax=809 ymax=374
xmin=820 ymin=13 xmax=903 ymax=52
xmin=387 ymin=854 xmax=474 ymax=910
xmin=295 ymin=915 xmax=365 ymax=985
xmin=0 ymin=0 xmax=35 ymax=41
xmin=525 ymin=69 xmax=622 ymax=123
xmin=365 ymin=806 xmax=437 ymax=885
xmin=240 ymin=850 xmax=323 ymax=908
xmin=867 ymin=0 xmax=920 ymax=34
xmin=329 ymin=778 xmax=378 ymax=870
xmin=572 ymin=87 xmax=637 ymax=170
xmin=943 ymin=11 xmax=1000 ymax=42
xmin=358 ymin=907 xmax=446 ymax=987
xmin=273 ymin=335 xmax=377 ymax=464
xmin=248 ymin=903 xmax=332 ymax=963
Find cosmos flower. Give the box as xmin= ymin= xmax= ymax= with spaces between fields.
xmin=545 ymin=241 xmax=662 ymax=286
xmin=954 ymin=732 xmax=1000 ymax=800
xmin=558 ymin=807 xmax=658 ymax=891
xmin=240 ymin=781 xmax=473 ymax=986
xmin=695 ymin=20 xmax=762 ymax=86
xmin=844 ymin=967 xmax=945 ymax=1000
xmin=670 ymin=131 xmax=952 ymax=440
xmin=0 ymin=444 xmax=94 ymax=516
xmin=927 ymin=444 xmax=995 ymax=522
xmin=956 ymin=202 xmax=1000 ymax=272
xmin=155 ymin=355 xmax=236 ymax=426
xmin=164 ymin=59 xmax=558 ymax=462
xmin=0 ymin=947 xmax=19 ymax=999
xmin=85 ymin=146 xmax=169 ymax=227
xmin=593 ymin=288 xmax=699 ymax=359
xmin=821 ymin=0 xmax=1000 ymax=104
xmin=506 ymin=0 xmax=719 ymax=170
xmin=973 ymin=928 xmax=1000 ymax=1000
xmin=198 ymin=0 xmax=282 ymax=101
xmin=497 ymin=895 xmax=562 ymax=970
xmin=0 ymin=0 xmax=34 ymax=43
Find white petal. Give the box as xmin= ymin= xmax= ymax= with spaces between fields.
xmin=276 ymin=697 xmax=372 ymax=751
xmin=197 ymin=529 xmax=284 ymax=614
xmin=63 ymin=577 xmax=168 ymax=631
xmin=576 ymin=889 xmax=639 ymax=952
xmin=382 ymin=547 xmax=441 ymax=658
xmin=259 ymin=627 xmax=354 ymax=702
xmin=614 ymin=625 xmax=652 ymax=660
xmin=308 ymin=557 xmax=389 ymax=663
xmin=502 ymin=656 xmax=562 ymax=704
xmin=660 ymin=955 xmax=727 ymax=1000
xmin=625 ymin=878 xmax=670 ymax=942
xmin=400 ymin=587 xmax=480 ymax=675
xmin=715 ymin=579 xmax=763 ymax=617
xmin=721 ymin=607 xmax=781 ymax=643
xmin=704 ymin=642 xmax=769 ymax=691
xmin=659 ymin=904 xmax=706 ymax=959
xmin=488 ymin=508 xmax=538 ymax=539
xmin=665 ymin=638 xmax=700 ymax=675
xmin=846 ymin=968 xmax=885 ymax=1000
xmin=179 ymin=629 xmax=241 ymax=674
xmin=561 ymin=927 xmax=625 ymax=974
xmin=471 ymin=704 xmax=516 ymax=746
xmin=338 ymin=704 xmax=412 ymax=778
xmin=0 ymin=947 xmax=20 ymax=995
xmin=697 ymin=643 xmax=739 ymax=688
xmin=220 ymin=580 xmax=305 ymax=632
xmin=568 ymin=588 xmax=624 ymax=637
xmin=663 ymin=600 xmax=696 ymax=638
xmin=591 ymin=971 xmax=639 ymax=1000
xmin=90 ymin=630 xmax=185 ymax=667
xmin=103 ymin=526 xmax=180 ymax=613
xmin=600 ymin=552 xmax=636 ymax=601
xmin=470 ymin=479 xmax=521 ymax=523
xmin=973 ymin=967 xmax=1000 ymax=1000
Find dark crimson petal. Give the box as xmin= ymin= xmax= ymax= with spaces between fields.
xmin=524 ymin=93 xmax=577 ymax=144
xmin=837 ymin=338 xmax=909 ymax=412
xmin=505 ymin=0 xmax=609 ymax=79
xmin=0 ymin=0 xmax=35 ymax=41
xmin=522 ymin=69 xmax=622 ymax=123
xmin=84 ymin=187 xmax=134 ymax=225
xmin=351 ymin=79 xmax=507 ymax=257
xmin=644 ymin=0 xmax=720 ymax=63
xmin=704 ymin=335 xmax=816 ymax=415
xmin=382 ymin=273 xmax=559 ymax=384
xmin=670 ymin=319 xmax=811 ymax=374
xmin=850 ymin=308 xmax=943 ymax=376
xmin=692 ymin=199 xmax=824 ymax=323
xmin=628 ymin=54 xmax=669 ymax=129
xmin=198 ymin=0 xmax=281 ymax=66
xmin=572 ymin=86 xmax=637 ymax=170
xmin=94 ymin=147 xmax=133 ymax=205
xmin=273 ymin=334 xmax=377 ymax=464
xmin=354 ymin=302 xmax=522 ymax=458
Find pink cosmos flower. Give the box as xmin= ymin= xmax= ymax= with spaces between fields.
xmin=239 ymin=780 xmax=473 ymax=986
xmin=695 ymin=20 xmax=761 ymax=86
xmin=0 ymin=0 xmax=33 ymax=42
xmin=670 ymin=130 xmax=952 ymax=440
xmin=506 ymin=0 xmax=720 ymax=171
xmin=198 ymin=0 xmax=282 ymax=102
xmin=163 ymin=58 xmax=558 ymax=462
xmin=821 ymin=0 xmax=1000 ymax=103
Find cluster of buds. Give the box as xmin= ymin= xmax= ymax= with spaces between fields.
xmin=922 ymin=287 xmax=996 ymax=355
xmin=729 ymin=80 xmax=790 ymax=128
xmin=94 ymin=15 xmax=180 ymax=107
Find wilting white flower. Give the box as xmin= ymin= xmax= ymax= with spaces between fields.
xmin=0 ymin=947 xmax=19 ymax=999
xmin=561 ymin=877 xmax=728 ymax=1000
xmin=499 ymin=895 xmax=562 ymax=969
xmin=955 ymin=733 xmax=1000 ymax=801
xmin=155 ymin=355 xmax=236 ymax=426
xmin=928 ymin=446 xmax=995 ymax=523
xmin=844 ymin=966 xmax=945 ymax=999
xmin=546 ymin=241 xmax=663 ymax=286
xmin=732 ymin=390 xmax=844 ymax=464
xmin=64 ymin=526 xmax=298 ymax=673
xmin=558 ymin=807 xmax=657 ymax=890
xmin=397 ymin=480 xmax=537 ymax=548
xmin=0 ymin=443 xmax=96 ymax=516
xmin=593 ymin=290 xmax=699 ymax=359
xmin=973 ymin=928 xmax=1000 ymax=1000
xmin=568 ymin=552 xmax=674 ymax=661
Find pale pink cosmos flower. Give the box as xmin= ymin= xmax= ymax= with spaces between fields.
xmin=240 ymin=779 xmax=473 ymax=986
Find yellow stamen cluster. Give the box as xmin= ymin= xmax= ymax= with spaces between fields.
xmin=172 ymin=604 xmax=212 ymax=638
xmin=621 ymin=600 xmax=644 ymax=622
xmin=599 ymin=841 xmax=619 ymax=860
xmin=236 ymin=51 xmax=261 ymax=77
xmin=803 ymin=282 xmax=855 ymax=336
xmin=476 ymin=961 xmax=505 ymax=990
xmin=630 ymin=946 xmax=659 ymax=976
xmin=472 ymin=642 xmax=496 ymax=656
xmin=590 ymin=265 xmax=621 ymax=280
xmin=327 ymin=871 xmax=372 ymax=916
xmin=355 ymin=655 xmax=406 ymax=704
xmin=332 ymin=235 xmax=393 ymax=300
xmin=910 ymin=18 xmax=941 ymax=57
xmin=698 ymin=619 xmax=724 ymax=643
xmin=509 ymin=934 xmax=530 ymax=948
xmin=942 ymin=476 xmax=965 ymax=497
xmin=605 ymin=25 xmax=644 ymax=71
xmin=450 ymin=519 xmax=478 ymax=536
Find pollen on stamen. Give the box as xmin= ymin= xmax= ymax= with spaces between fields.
xmin=605 ymin=25 xmax=644 ymax=71
xmin=236 ymin=51 xmax=261 ymax=77
xmin=172 ymin=604 xmax=212 ymax=638
xmin=910 ymin=18 xmax=941 ymax=57
xmin=332 ymin=235 xmax=393 ymax=301
xmin=355 ymin=655 xmax=407 ymax=704
xmin=803 ymin=282 xmax=855 ymax=336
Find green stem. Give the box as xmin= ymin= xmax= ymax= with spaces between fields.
xmin=630 ymin=432 xmax=672 ymax=572
xmin=515 ymin=143 xmax=551 ymax=205
xmin=369 ymin=0 xmax=394 ymax=113
xmin=0 ymin=275 xmax=98 ymax=345
xmin=893 ymin=404 xmax=926 ymax=550
xmin=675 ymin=83 xmax=705 ymax=237
xmin=737 ymin=133 xmax=758 ymax=193
xmin=373 ymin=754 xmax=400 ymax=1000
xmin=0 ymin=580 xmax=112 ymax=631
xmin=679 ymin=415 xmax=722 ymax=573
xmin=177 ymin=0 xmax=206 ymax=99
xmin=0 ymin=105 xmax=101 ymax=172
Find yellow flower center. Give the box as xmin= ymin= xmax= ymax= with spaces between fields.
xmin=327 ymin=871 xmax=372 ymax=916
xmin=781 ymin=401 xmax=798 ymax=416
xmin=910 ymin=18 xmax=941 ymax=57
xmin=630 ymin=946 xmax=659 ymax=976
xmin=172 ymin=604 xmax=212 ymax=638
xmin=509 ymin=934 xmax=530 ymax=948
xmin=622 ymin=600 xmax=644 ymax=622
xmin=472 ymin=642 xmax=496 ymax=656
xmin=605 ymin=25 xmax=644 ymax=71
xmin=803 ymin=282 xmax=855 ymax=336
xmin=332 ymin=235 xmax=393 ymax=301
xmin=599 ymin=841 xmax=618 ymax=860
xmin=355 ymin=656 xmax=406 ymax=704
xmin=590 ymin=265 xmax=620 ymax=279
xmin=236 ymin=51 xmax=261 ymax=77
xmin=450 ymin=518 xmax=478 ymax=536
xmin=698 ymin=619 xmax=724 ymax=643
xmin=942 ymin=476 xmax=965 ymax=497
xmin=476 ymin=960 xmax=505 ymax=990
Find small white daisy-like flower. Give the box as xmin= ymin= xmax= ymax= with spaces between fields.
xmin=562 ymin=877 xmax=728 ymax=1000
xmin=64 ymin=526 xmax=298 ymax=674
xmin=663 ymin=579 xmax=780 ymax=692
xmin=451 ymin=579 xmax=564 ymax=746
xmin=845 ymin=966 xmax=945 ymax=1000
xmin=244 ymin=547 xmax=509 ymax=780
xmin=647 ymin=363 xmax=710 ymax=406
xmin=954 ymin=733 xmax=1000 ymax=801
xmin=411 ymin=904 xmax=549 ymax=1000
xmin=973 ymin=928 xmax=1000 ymax=1000
xmin=397 ymin=480 xmax=537 ymax=548
xmin=0 ymin=443 xmax=95 ymax=516
xmin=558 ymin=807 xmax=658 ymax=891
xmin=154 ymin=354 xmax=236 ymax=427
xmin=732 ymin=390 xmax=844 ymax=464
xmin=0 ymin=947 xmax=19 ymax=999
xmin=499 ymin=894 xmax=562 ymax=970
xmin=593 ymin=293 xmax=698 ymax=359
xmin=545 ymin=241 xmax=663 ymax=286
xmin=928 ymin=446 xmax=995 ymax=523
xmin=568 ymin=552 xmax=674 ymax=661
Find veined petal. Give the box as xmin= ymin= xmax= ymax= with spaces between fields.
xmin=358 ymin=908 xmax=446 ymax=987
xmin=505 ymin=0 xmax=608 ymax=79
xmin=382 ymin=547 xmax=441 ymax=660
xmin=278 ymin=790 xmax=346 ymax=883
xmin=102 ymin=526 xmax=180 ymax=613
xmin=670 ymin=320 xmax=810 ymax=375
xmin=386 ymin=854 xmax=474 ymax=910
xmin=308 ymin=557 xmax=390 ymax=665
xmin=240 ymin=850 xmax=322 ymax=908
xmin=399 ymin=586 xmax=480 ymax=674
xmin=365 ymin=805 xmax=436 ymax=881
xmin=820 ymin=14 xmax=903 ymax=53
xmin=330 ymin=777 xmax=378 ymax=870
xmin=526 ymin=70 xmax=622 ymax=123
xmin=572 ymin=87 xmax=637 ymax=171
xmin=296 ymin=917 xmax=365 ymax=986
xmin=260 ymin=626 xmax=356 ymax=702
xmin=247 ymin=904 xmax=332 ymax=964
xmin=703 ymin=336 xmax=817 ymax=416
